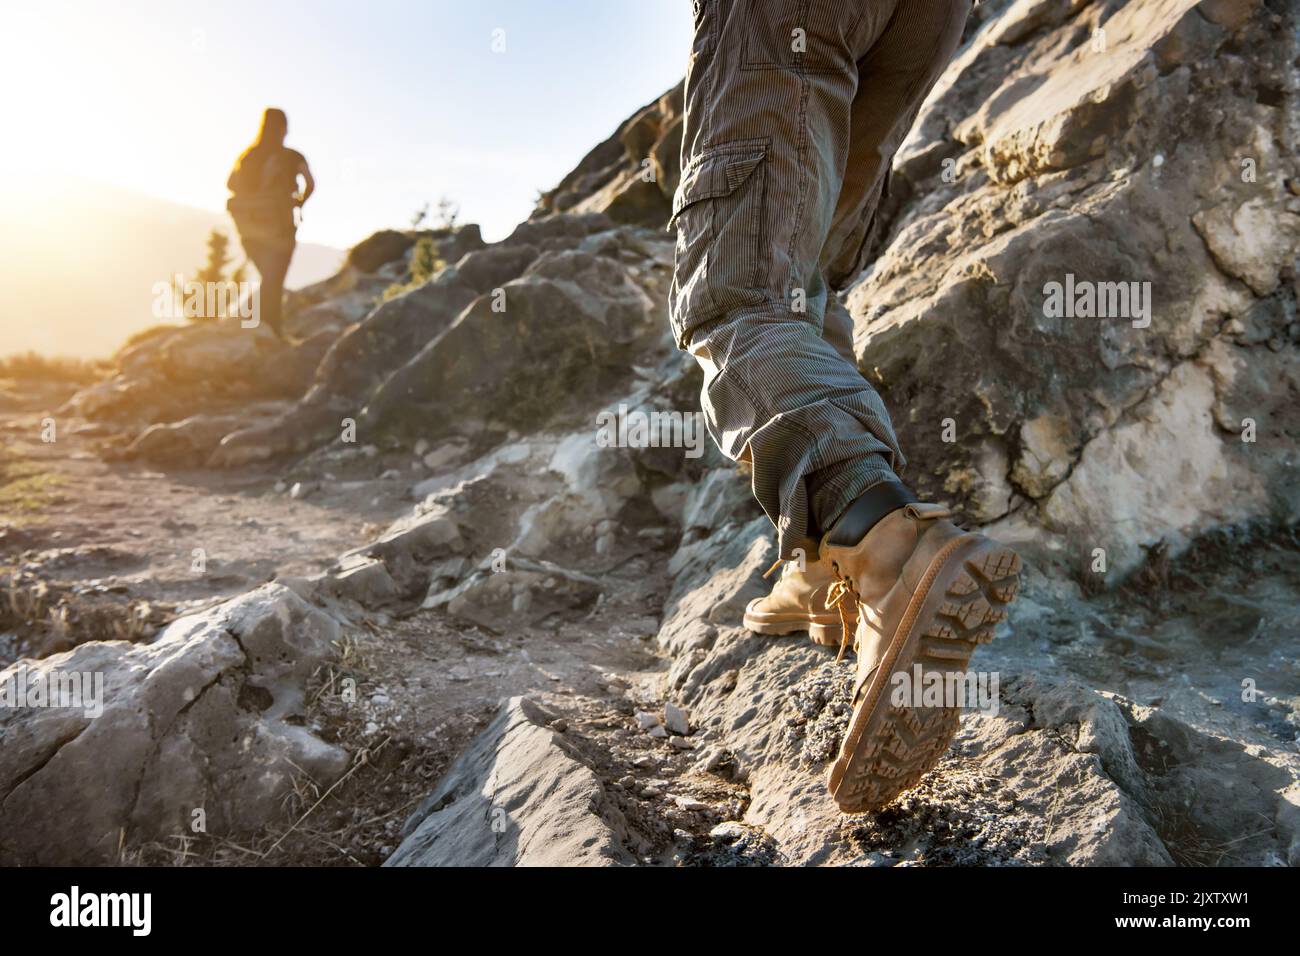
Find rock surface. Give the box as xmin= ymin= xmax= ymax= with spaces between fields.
xmin=8 ymin=0 xmax=1296 ymax=867
xmin=387 ymin=697 xmax=634 ymax=867
xmin=0 ymin=585 xmax=347 ymax=864
xmin=839 ymin=0 xmax=1299 ymax=582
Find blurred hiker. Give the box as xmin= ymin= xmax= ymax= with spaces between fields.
xmin=226 ymin=107 xmax=315 ymax=339
xmin=670 ymin=0 xmax=1021 ymax=813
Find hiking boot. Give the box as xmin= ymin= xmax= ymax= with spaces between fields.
xmin=743 ymin=554 xmax=849 ymax=648
xmin=820 ymin=502 xmax=1021 ymax=813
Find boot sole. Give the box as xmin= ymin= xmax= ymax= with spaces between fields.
xmin=827 ymin=535 xmax=1021 ymax=813
xmin=743 ymin=603 xmax=843 ymax=647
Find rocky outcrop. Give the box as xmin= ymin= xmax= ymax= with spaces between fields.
xmin=527 ymin=0 xmax=1299 ymax=588
xmin=206 ymin=214 xmax=661 ymax=466
xmin=0 ymin=585 xmax=347 ymax=864
xmin=25 ymin=0 xmax=1297 ymax=868
xmin=60 ymin=224 xmax=485 ymax=465
xmin=839 ymin=0 xmax=1299 ymax=582
xmin=533 ymin=83 xmax=683 ymax=228
xmin=387 ymin=697 xmax=635 ymax=867
xmin=369 ymin=0 xmax=1298 ymax=867
xmin=61 ymin=321 xmax=328 ymax=429
xmin=639 ymin=516 xmax=1299 ymax=866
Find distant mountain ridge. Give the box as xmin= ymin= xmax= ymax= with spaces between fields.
xmin=0 ymin=177 xmax=345 ymax=358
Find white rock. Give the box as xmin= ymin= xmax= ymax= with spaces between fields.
xmin=664 ymin=701 xmax=691 ymax=736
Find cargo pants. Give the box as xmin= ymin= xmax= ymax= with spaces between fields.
xmin=669 ymin=0 xmax=972 ymax=558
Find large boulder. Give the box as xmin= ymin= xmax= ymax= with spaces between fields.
xmin=841 ymin=0 xmax=1299 ymax=582
xmin=355 ymin=231 xmax=674 ymax=443
xmin=386 ymin=696 xmax=635 ymax=866
xmin=62 ymin=321 xmax=315 ymax=426
xmin=0 ymin=584 xmax=348 ymax=864
xmin=533 ymin=83 xmax=683 ymax=228
xmin=207 ymin=215 xmax=638 ymax=466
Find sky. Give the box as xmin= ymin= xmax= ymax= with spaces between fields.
xmin=0 ymin=0 xmax=694 ymax=248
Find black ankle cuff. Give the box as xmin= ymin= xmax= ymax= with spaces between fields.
xmin=826 ymin=482 xmax=918 ymax=546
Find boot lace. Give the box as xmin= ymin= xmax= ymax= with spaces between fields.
xmin=824 ymin=570 xmax=859 ymax=663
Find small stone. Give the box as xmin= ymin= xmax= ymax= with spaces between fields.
xmin=694 ymin=747 xmax=726 ymax=773
xmin=860 ymin=851 xmax=895 ymax=867
xmin=664 ymin=701 xmax=690 ymax=736
xmin=422 ymin=443 xmax=464 ymax=470
xmin=674 ymin=796 xmax=709 ymax=812
xmin=498 ymin=442 xmax=530 ymax=464
xmin=634 ymin=710 xmax=662 ymax=730
xmin=548 ymin=718 xmax=568 ymax=733
xmin=668 ymin=735 xmax=695 ymax=750
xmin=647 ymin=725 xmax=668 ymax=739
xmin=709 ymin=821 xmax=747 ymax=843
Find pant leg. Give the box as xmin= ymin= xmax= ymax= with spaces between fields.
xmin=671 ymin=0 xmax=971 ymax=558
xmin=800 ymin=0 xmax=975 ymax=519
xmin=821 ymin=283 xmax=857 ymax=365
xmin=247 ymin=238 xmax=293 ymax=338
xmin=822 ymin=0 xmax=974 ymax=287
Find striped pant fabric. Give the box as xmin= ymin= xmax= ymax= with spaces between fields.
xmin=669 ymin=0 xmax=972 ymax=557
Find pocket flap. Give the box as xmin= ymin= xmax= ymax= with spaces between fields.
xmin=668 ymin=143 xmax=768 ymax=230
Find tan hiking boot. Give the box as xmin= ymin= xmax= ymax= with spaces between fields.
xmin=820 ymin=502 xmax=1021 ymax=813
xmin=743 ymin=554 xmax=850 ymax=647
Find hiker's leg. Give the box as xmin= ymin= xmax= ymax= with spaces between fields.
xmin=822 ymin=0 xmax=973 ymax=289
xmin=252 ymin=241 xmax=292 ymax=338
xmin=812 ymin=0 xmax=974 ymax=544
xmin=821 ymin=289 xmax=857 ymax=366
xmin=243 ymin=239 xmax=273 ymax=335
xmin=672 ymin=0 xmax=912 ymax=557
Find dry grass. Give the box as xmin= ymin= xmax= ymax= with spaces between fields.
xmin=0 ymin=452 xmax=68 ymax=524
xmin=122 ymin=628 xmax=456 ymax=867
xmin=0 ymin=351 xmax=105 ymax=384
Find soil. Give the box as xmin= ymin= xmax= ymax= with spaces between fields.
xmin=0 ymin=378 xmax=755 ymax=865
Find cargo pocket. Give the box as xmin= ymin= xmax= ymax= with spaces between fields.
xmin=740 ymin=1 xmax=860 ymax=74
xmin=667 ymin=138 xmax=770 ymax=348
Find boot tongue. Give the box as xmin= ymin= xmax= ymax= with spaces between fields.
xmin=903 ymin=502 xmax=953 ymax=521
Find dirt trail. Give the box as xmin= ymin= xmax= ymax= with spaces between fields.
xmin=4 ymin=369 xmax=1296 ymax=868
xmin=1 ymin=383 xmax=732 ymax=865
xmin=1 ymin=388 xmax=395 ymax=652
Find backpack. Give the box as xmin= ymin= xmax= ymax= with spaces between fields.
xmin=227 ymin=149 xmax=296 ymax=245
